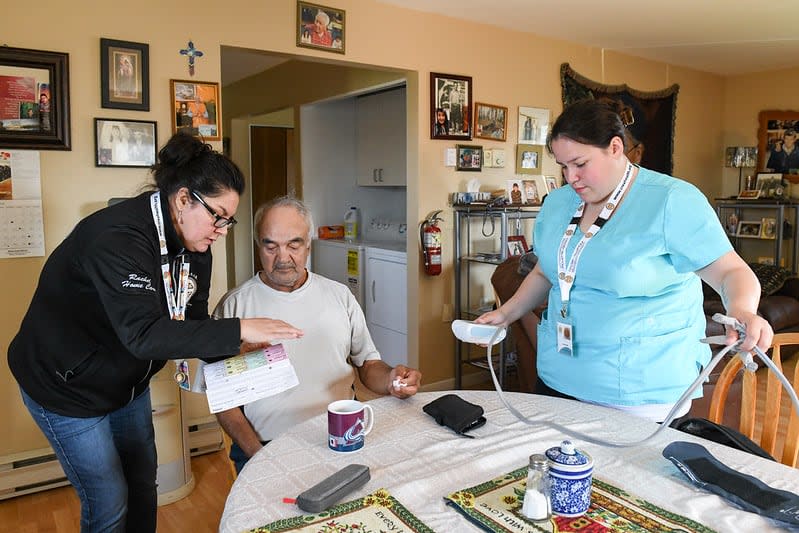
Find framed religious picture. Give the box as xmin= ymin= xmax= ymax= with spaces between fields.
xmin=516 ymin=144 xmax=543 ymax=174
xmin=0 ymin=46 xmax=71 ymax=150
xmin=95 ymin=118 xmax=157 ymax=168
xmin=507 ymin=235 xmax=529 ymax=256
xmin=474 ymin=102 xmax=507 ymax=141
xmin=431 ymin=72 xmax=472 ymax=140
xmin=456 ymin=144 xmax=482 ymax=171
xmin=761 ymin=217 xmax=777 ymax=239
xmin=296 ymin=2 xmax=346 ymax=54
xmin=100 ymin=38 xmax=149 ymax=111
xmin=757 ymin=110 xmax=799 ymax=178
xmin=170 ymin=79 xmax=221 ymax=141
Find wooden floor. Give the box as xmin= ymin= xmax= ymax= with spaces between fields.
xmin=0 ymin=450 xmax=234 ymax=533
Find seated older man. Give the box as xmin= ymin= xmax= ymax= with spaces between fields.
xmin=214 ymin=196 xmax=421 ymax=473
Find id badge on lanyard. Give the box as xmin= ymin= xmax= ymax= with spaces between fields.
xmin=556 ymin=162 xmax=633 ymax=356
xmin=151 ymin=192 xmax=191 ymax=390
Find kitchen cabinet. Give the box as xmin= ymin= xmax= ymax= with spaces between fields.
xmin=356 ymin=87 xmax=406 ymax=186
xmin=365 ymin=246 xmax=407 ymax=367
xmin=715 ymin=199 xmax=798 ymax=273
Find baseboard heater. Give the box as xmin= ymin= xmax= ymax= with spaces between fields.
xmin=0 ymin=448 xmax=69 ymax=500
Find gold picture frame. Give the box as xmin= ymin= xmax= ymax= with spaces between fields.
xmin=296 ymin=1 xmax=345 ymax=54
xmin=170 ymin=79 xmax=221 ymax=141
xmin=515 ymin=144 xmax=542 ymax=174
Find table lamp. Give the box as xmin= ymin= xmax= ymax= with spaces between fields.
xmin=724 ymin=146 xmax=757 ymax=193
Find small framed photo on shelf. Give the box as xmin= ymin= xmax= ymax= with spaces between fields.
xmin=755 ymin=172 xmax=785 ymax=198
xmin=522 ymin=178 xmax=543 ymax=205
xmin=725 ymin=212 xmax=739 ymax=235
xmin=456 ymin=144 xmax=482 ymax=171
xmin=507 ymin=235 xmax=529 ymax=256
xmin=506 ymin=179 xmax=524 ymax=204
xmin=516 ymin=144 xmax=543 ymax=174
xmin=736 ymin=220 xmax=762 ymax=238
xmin=737 ymin=189 xmax=761 ymax=200
xmin=100 ymin=38 xmax=149 ymax=111
xmin=544 ymin=175 xmax=559 ymax=193
xmin=757 ymin=256 xmax=776 ymax=266
xmin=94 ymin=118 xmax=157 ymax=168
xmin=761 ymin=217 xmax=777 ymax=239
xmin=296 ymin=1 xmax=346 ymax=54
xmin=473 ymin=102 xmax=507 ymax=141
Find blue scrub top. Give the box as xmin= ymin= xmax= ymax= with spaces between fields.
xmin=533 ymin=167 xmax=732 ymax=405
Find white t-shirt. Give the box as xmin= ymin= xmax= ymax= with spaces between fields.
xmin=212 ymin=272 xmax=381 ymax=441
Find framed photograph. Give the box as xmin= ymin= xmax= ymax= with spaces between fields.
xmin=544 ymin=175 xmax=559 ymax=193
xmin=518 ymin=106 xmax=549 ymax=144
xmin=725 ymin=212 xmax=739 ymax=235
xmin=757 ymin=256 xmax=776 ymax=266
xmin=431 ymin=72 xmax=472 ymax=140
xmin=757 ymin=110 xmax=799 ymax=177
xmin=506 ymin=179 xmax=524 ymax=205
xmin=474 ymin=102 xmax=507 ymax=141
xmin=171 ymin=80 xmax=221 ymax=141
xmin=516 ymin=144 xmax=543 ymax=174
xmin=737 ymin=189 xmax=761 ymax=200
xmin=296 ymin=2 xmax=345 ymax=54
xmin=456 ymin=144 xmax=482 ymax=171
xmin=755 ymin=172 xmax=785 ymax=198
xmin=736 ymin=220 xmax=762 ymax=238
xmin=507 ymin=235 xmax=529 ymax=257
xmin=0 ymin=46 xmax=70 ymax=150
xmin=100 ymin=38 xmax=149 ymax=111
xmin=761 ymin=217 xmax=777 ymax=239
xmin=95 ymin=118 xmax=157 ymax=168
xmin=521 ymin=179 xmax=543 ymax=206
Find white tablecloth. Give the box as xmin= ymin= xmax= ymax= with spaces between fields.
xmin=220 ymin=391 xmax=799 ymax=532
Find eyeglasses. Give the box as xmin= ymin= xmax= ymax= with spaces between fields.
xmin=191 ymin=191 xmax=237 ymax=228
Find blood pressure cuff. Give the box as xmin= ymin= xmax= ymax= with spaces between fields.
xmin=663 ymin=441 xmax=799 ymax=526
xmin=423 ymin=394 xmax=486 ymax=437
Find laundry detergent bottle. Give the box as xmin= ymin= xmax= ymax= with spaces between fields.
xmin=344 ymin=207 xmax=360 ymax=242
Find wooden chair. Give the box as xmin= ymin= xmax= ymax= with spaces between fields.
xmin=221 ymin=430 xmax=238 ymax=482
xmin=707 ymin=333 xmax=799 ymax=467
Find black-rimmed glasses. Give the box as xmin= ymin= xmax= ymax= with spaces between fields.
xmin=191 ymin=191 xmax=237 ymax=228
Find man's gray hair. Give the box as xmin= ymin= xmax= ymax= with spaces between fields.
xmin=253 ymin=196 xmax=315 ymax=245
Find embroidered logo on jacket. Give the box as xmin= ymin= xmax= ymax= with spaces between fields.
xmin=121 ymin=273 xmax=156 ymax=292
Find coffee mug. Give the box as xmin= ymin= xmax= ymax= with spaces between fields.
xmin=327 ymin=400 xmax=374 ymax=452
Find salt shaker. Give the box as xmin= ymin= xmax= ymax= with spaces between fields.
xmin=521 ymin=453 xmax=551 ymax=521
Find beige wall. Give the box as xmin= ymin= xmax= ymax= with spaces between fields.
xmin=0 ymin=0 xmax=787 ymax=455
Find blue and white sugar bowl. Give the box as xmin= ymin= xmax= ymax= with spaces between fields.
xmin=545 ymin=439 xmax=594 ymax=517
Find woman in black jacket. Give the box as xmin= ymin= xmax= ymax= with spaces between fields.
xmin=8 ymin=132 xmax=302 ymax=533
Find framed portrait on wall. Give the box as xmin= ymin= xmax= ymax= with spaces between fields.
xmin=474 ymin=102 xmax=507 ymax=141
xmin=757 ymin=110 xmax=799 ymax=177
xmin=100 ymin=38 xmax=149 ymax=111
xmin=516 ymin=144 xmax=543 ymax=174
xmin=170 ymin=79 xmax=221 ymax=141
xmin=518 ymin=106 xmax=549 ymax=144
xmin=95 ymin=118 xmax=157 ymax=168
xmin=296 ymin=1 xmax=345 ymax=54
xmin=456 ymin=144 xmax=482 ymax=171
xmin=0 ymin=46 xmax=71 ymax=150
xmin=431 ymin=72 xmax=472 ymax=140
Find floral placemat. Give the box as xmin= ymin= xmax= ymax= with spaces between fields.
xmin=248 ymin=488 xmax=434 ymax=533
xmin=446 ymin=466 xmax=717 ymax=533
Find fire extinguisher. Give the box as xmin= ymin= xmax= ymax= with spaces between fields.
xmin=420 ymin=210 xmax=443 ymax=276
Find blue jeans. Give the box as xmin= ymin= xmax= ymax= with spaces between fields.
xmin=20 ymin=387 xmax=158 ymax=533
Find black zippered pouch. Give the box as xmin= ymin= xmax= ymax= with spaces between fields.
xmin=423 ymin=394 xmax=486 ymax=437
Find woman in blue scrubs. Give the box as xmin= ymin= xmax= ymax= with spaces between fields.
xmin=477 ymin=99 xmax=773 ymax=422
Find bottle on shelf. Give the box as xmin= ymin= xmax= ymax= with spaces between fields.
xmin=344 ymin=207 xmax=360 ymax=242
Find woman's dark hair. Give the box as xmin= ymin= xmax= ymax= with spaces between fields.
xmin=151 ymin=132 xmax=244 ymax=198
xmin=547 ymin=99 xmax=626 ymax=154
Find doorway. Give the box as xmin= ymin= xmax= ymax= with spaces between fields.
xmin=250 ymin=125 xmax=294 ymax=273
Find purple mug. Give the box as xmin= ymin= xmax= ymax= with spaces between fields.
xmin=327 ymin=400 xmax=374 ymax=452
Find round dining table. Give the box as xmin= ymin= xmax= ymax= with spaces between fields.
xmin=220 ymin=390 xmax=799 ymax=532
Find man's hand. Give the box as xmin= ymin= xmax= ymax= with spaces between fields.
xmin=387 ymin=364 xmax=422 ymax=399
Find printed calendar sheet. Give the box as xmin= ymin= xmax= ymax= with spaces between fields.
xmin=200 ymin=344 xmax=299 ymax=413
xmin=0 ymin=150 xmax=44 ymax=258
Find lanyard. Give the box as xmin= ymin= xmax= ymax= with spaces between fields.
xmin=557 ymin=162 xmax=634 ymax=318
xmin=150 ymin=192 xmax=190 ymax=321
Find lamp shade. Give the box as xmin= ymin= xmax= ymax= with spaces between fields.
xmin=725 ymin=146 xmax=757 ymax=168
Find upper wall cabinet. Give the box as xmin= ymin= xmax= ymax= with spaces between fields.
xmin=356 ymin=86 xmax=406 ymax=186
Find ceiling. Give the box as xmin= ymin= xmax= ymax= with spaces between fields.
xmin=221 ymin=1 xmax=799 ymax=86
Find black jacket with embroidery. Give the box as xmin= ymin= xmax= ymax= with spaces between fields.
xmin=8 ymin=191 xmax=241 ymax=417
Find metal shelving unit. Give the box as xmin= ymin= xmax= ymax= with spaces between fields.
xmin=453 ymin=205 xmax=540 ymax=388
xmin=715 ymin=199 xmax=799 ymax=273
